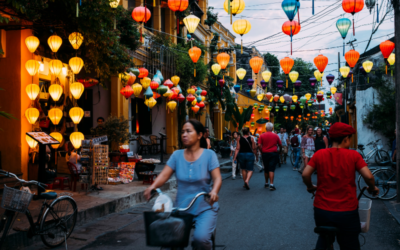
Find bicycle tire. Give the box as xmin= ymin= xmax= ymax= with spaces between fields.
xmin=40 ymin=196 xmax=77 ymax=248
xmin=0 ymin=210 xmax=16 ymax=249
xmin=375 ymin=150 xmax=391 ymax=166
xmin=374 ymin=168 xmax=397 ymax=200
xmin=358 ymin=169 xmax=380 ymax=199
xmin=290 ymin=151 xmax=295 ymax=166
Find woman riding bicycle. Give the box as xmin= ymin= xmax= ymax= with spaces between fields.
xmin=144 ymin=119 xmax=222 ymax=250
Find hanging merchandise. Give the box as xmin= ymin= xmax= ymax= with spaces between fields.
xmin=388 ymin=53 xmax=395 ymax=76
xmin=70 ymin=132 xmax=84 ymax=149
xmin=362 ymin=60 xmax=373 ymax=82
xmin=282 ymin=20 xmax=301 ymax=55
xmin=126 ymin=73 xmax=136 ymax=86
xmin=177 ymin=94 xmax=185 ymax=103
xmin=257 ymin=94 xmax=264 ymax=102
xmin=189 ymin=46 xmax=202 ymax=77
xmin=145 ymin=97 xmax=157 ymax=109
xmin=379 ymin=40 xmax=395 ymax=74
xmin=276 ymin=80 xmax=284 ymax=89
xmin=314 ymin=70 xmax=323 ymax=85
xmin=69 ymin=107 xmax=84 ymax=124
xmin=163 ymin=88 xmax=173 ymax=98
xmin=336 ymin=18 xmax=351 ymax=55
xmin=262 ymin=70 xmax=272 ymax=84
xmin=50 ymin=132 xmax=63 ymax=149
xmin=130 ymin=68 xmax=140 ymax=77
xmin=217 ymin=52 xmax=230 ymax=80
xmin=283 ymin=94 xmax=291 ymax=103
xmin=273 ymin=95 xmax=280 ymax=102
xmin=280 ymin=57 xmax=294 ymax=88
xmin=249 ymin=56 xmax=263 ymax=79
xmin=187 ymin=88 xmax=195 ymax=95
xmin=232 ymin=19 xmax=251 ymax=54
xmin=292 ymin=95 xmax=298 ymax=103
xmin=236 ymin=68 xmax=247 ymax=89
xmin=138 ymin=67 xmax=149 ymax=79
xmin=183 ymin=14 xmax=200 ymax=35
xmin=201 ymin=90 xmax=207 ymax=96
xmin=265 ymin=92 xmax=273 ymax=100
xmin=191 ymin=105 xmax=200 ymax=114
xmin=260 ymin=80 xmax=267 ymax=89
xmin=280 ymin=96 xmax=285 ymax=104
xmin=167 ymin=100 xmax=178 ymax=112
xmin=48 ymin=35 xmax=62 ymax=53
xmin=157 ymin=85 xmax=169 ymax=95
xmin=224 ymin=0 xmax=245 ymax=24
xmin=198 ymin=101 xmax=205 ymax=109
xmin=49 ymin=84 xmax=63 ymax=102
xmin=69 ymin=32 xmax=84 ymax=50
xmin=48 ymin=108 xmax=63 ymax=125
xmin=342 ymin=0 xmax=364 ymax=35
xmin=132 ymin=83 xmax=143 ymax=98
xmin=195 ymin=87 xmax=202 ymax=96
xmin=186 ymin=94 xmax=195 ymax=102
xmin=140 ymin=77 xmax=151 ymax=90
xmin=344 ymin=49 xmax=360 ymax=82
xmin=69 ymin=57 xmax=84 ymax=75
xmin=326 ymin=74 xmax=335 ymax=85
xmin=25 ymin=60 xmax=40 ymax=76
xmin=163 ymin=79 xmax=174 ymax=89
xmin=171 ymin=76 xmax=180 ymax=87
xmin=168 ymin=0 xmax=189 ymax=34
xmin=25 ymin=36 xmax=40 ymax=53
xmin=305 ymin=93 xmax=311 ymax=101
xmin=131 ymin=6 xmax=151 ymax=42
xmin=150 ymin=81 xmax=159 ymax=90
xmin=120 ymin=85 xmax=134 ymax=99
xmin=340 ymin=66 xmax=350 ymax=78
xmin=26 ymin=84 xmax=40 ymax=101
xmin=144 ymin=87 xmax=154 ymax=99
xmin=196 ymin=95 xmax=202 ymax=103
xmin=25 ymin=108 xmax=39 ymax=125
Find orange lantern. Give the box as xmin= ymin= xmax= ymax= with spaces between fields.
xmin=120 ymin=85 xmax=134 ymax=99
xmin=150 ymin=81 xmax=159 ymax=90
xmin=280 ymin=57 xmax=294 ymax=88
xmin=344 ymin=49 xmax=360 ymax=82
xmin=131 ymin=6 xmax=151 ymax=42
xmin=290 ymin=116 xmax=294 ymax=121
xmin=249 ymin=56 xmax=263 ymax=76
xmin=314 ymin=54 xmax=328 ymax=73
xmin=191 ymin=105 xmax=200 ymax=113
xmin=138 ymin=67 xmax=148 ymax=79
xmin=380 ymin=40 xmax=395 ymax=74
xmin=168 ymin=0 xmax=189 ymax=34
xmin=217 ymin=52 xmax=230 ymax=70
xmin=188 ymin=46 xmax=202 ymax=77
xmin=342 ymin=0 xmax=364 ymax=35
xmin=282 ymin=21 xmax=301 ymax=55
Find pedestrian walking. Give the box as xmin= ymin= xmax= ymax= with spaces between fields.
xmin=300 ymin=126 xmax=315 ymax=173
xmin=315 ymin=127 xmax=328 ymax=152
xmin=302 ymin=122 xmax=379 ymax=250
xmin=253 ymin=133 xmax=264 ymax=172
xmin=233 ymin=127 xmax=257 ymax=190
xmin=230 ymin=132 xmax=242 ymax=180
xmin=144 ymin=119 xmax=222 ymax=250
xmin=290 ymin=128 xmax=302 ymax=171
xmin=258 ymin=122 xmax=282 ymax=191
xmin=278 ymin=128 xmax=289 ymax=164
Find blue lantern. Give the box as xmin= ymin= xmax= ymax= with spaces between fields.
xmin=144 ymin=87 xmax=153 ymax=99
xmin=246 ymin=89 xmax=250 ymax=96
xmin=196 ymin=87 xmax=202 ymax=96
xmin=336 ymin=18 xmax=351 ymax=55
xmin=234 ymin=84 xmax=241 ymax=93
xmin=282 ymin=0 xmax=299 ymax=21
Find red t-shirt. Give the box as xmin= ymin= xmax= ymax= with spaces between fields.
xmin=258 ymin=132 xmax=282 ymax=153
xmin=308 ymin=148 xmax=367 ymax=212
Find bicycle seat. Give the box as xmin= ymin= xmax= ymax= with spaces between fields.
xmin=358 ymin=144 xmax=364 ymax=149
xmin=314 ymin=226 xmax=340 ymax=235
xmin=40 ymin=192 xmax=57 ymax=200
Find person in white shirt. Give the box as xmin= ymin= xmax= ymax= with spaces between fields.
xmin=278 ymin=128 xmax=289 ymax=164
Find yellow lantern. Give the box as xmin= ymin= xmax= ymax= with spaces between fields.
xmin=167 ymin=101 xmax=177 ymax=112
xmin=171 ymin=76 xmax=180 ymax=86
xmin=163 ymin=88 xmax=172 ymax=98
xmin=211 ymin=64 xmax=221 ymax=76
xmin=49 ymin=60 xmax=63 ymax=77
xmin=145 ymin=97 xmax=157 ymax=109
xmin=70 ymin=132 xmax=84 ymax=149
xmin=201 ymin=96 xmax=206 ymax=102
xmin=132 ymin=83 xmax=143 ymax=97
xmin=119 ymin=72 xmax=130 ymax=84
xmin=25 ymin=36 xmax=40 ymax=53
xmin=70 ymin=82 xmax=85 ymax=99
xmin=279 ymin=96 xmax=285 ymax=104
xmin=49 ymin=84 xmax=63 ymax=101
xmin=362 ymin=60 xmax=373 ymax=73
xmin=262 ymin=70 xmax=272 ymax=82
xmin=69 ymin=107 xmax=84 ymax=124
xmin=388 ymin=53 xmax=395 ymax=66
xmin=289 ymin=71 xmax=299 ymax=83
xmin=25 ymin=60 xmax=40 ymax=76
xmin=48 ymin=108 xmax=63 ymax=125
xmin=183 ymin=14 xmax=200 ymax=34
xmin=140 ymin=77 xmax=151 ymax=89
xmin=257 ymin=94 xmax=264 ymax=102
xmin=26 ymin=135 xmax=38 ymax=149
xmin=69 ymin=57 xmax=84 ymax=74
xmin=317 ymin=90 xmax=324 ymax=95
xmin=26 ymin=84 xmax=40 ymax=101
xmin=47 ymin=35 xmax=62 ymax=53
xmin=224 ymin=0 xmax=245 ymax=16
xmin=191 ymin=99 xmax=197 ymax=106
xmin=340 ymin=66 xmax=350 ymax=78
xmin=292 ymin=95 xmax=298 ymax=103
xmin=314 ymin=70 xmax=323 ymax=81
xmin=50 ymin=132 xmax=63 ymax=149
xmin=250 ymin=89 xmax=256 ymax=97
xmin=236 ymin=68 xmax=247 ymax=81
xmin=232 ymin=19 xmax=251 ymax=53
xmin=68 ymin=32 xmax=84 ymax=50
xmin=25 ymin=108 xmax=39 ymax=124
xmin=330 ymin=87 xmax=337 ymax=95
xmin=305 ymin=93 xmax=311 ymax=101
xmin=187 ymin=88 xmax=196 ymax=95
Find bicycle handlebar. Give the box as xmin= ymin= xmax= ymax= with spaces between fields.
xmin=150 ymin=189 xmax=211 ymax=212
xmin=0 ymin=170 xmax=47 ymax=189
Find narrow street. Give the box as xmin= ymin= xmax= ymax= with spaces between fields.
xmin=26 ymin=163 xmax=400 ymax=250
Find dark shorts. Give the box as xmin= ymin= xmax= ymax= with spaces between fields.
xmin=238 ymin=152 xmax=254 ymax=171
xmin=261 ymin=152 xmax=279 ymax=173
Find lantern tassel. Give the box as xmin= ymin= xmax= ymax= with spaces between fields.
xmin=194 ymin=68 xmax=196 ymax=77
xmin=392 ymin=69 xmax=393 ymax=76
xmin=343 ymin=40 xmax=345 ymax=55
xmin=386 ymin=65 xmax=387 ymax=75
xmin=153 ymin=0 xmax=155 ymax=7
xmin=114 ymin=16 xmax=116 ymax=30
xmin=216 ymin=79 xmax=217 ymax=86
xmin=76 ymin=2 xmax=79 ymax=17
xmin=368 ymin=76 xmax=369 ymax=83
xmin=298 ymin=9 xmax=300 ymax=24
xmin=377 ymin=3 xmax=379 ymax=23
xmin=177 ymin=16 xmax=179 ymax=35
xmin=286 ymin=78 xmax=288 ymax=88
xmin=352 ymin=74 xmax=353 ymax=82
xmin=353 ymin=17 xmax=355 ymax=36
xmin=241 ymin=39 xmax=243 ymax=54
xmin=229 ymin=1 xmax=232 ymax=25
xmin=290 ymin=25 xmax=293 ymax=55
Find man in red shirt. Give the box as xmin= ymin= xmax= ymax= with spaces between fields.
xmin=302 ymin=122 xmax=379 ymax=250
xmin=258 ymin=122 xmax=282 ymax=191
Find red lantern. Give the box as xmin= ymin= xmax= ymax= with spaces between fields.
xmin=217 ymin=52 xmax=230 ymax=70
xmin=169 ymin=91 xmax=177 ymax=100
xmin=280 ymin=57 xmax=294 ymax=88
xmin=186 ymin=94 xmax=195 ymax=102
xmin=251 ymin=114 xmax=255 ymax=119
xmin=177 ymin=94 xmax=185 ymax=103
xmin=120 ymin=85 xmax=134 ymax=99
xmin=201 ymin=90 xmax=207 ymax=96
xmin=189 ymin=46 xmax=202 ymax=77
xmin=171 ymin=87 xmax=180 ymax=95
xmin=150 ymin=81 xmax=159 ymax=90
xmin=153 ymin=91 xmax=161 ymax=99
xmin=197 ymin=101 xmax=205 ymax=108
xmin=168 ymin=0 xmax=188 ymax=34
xmin=191 ymin=85 xmax=198 ymax=91
xmin=314 ymin=54 xmax=328 ymax=73
xmin=218 ymin=79 xmax=225 ymax=88
xmin=380 ymin=40 xmax=395 ymax=74
xmin=138 ymin=67 xmax=148 ymax=78
xmin=344 ymin=50 xmax=360 ymax=68
xmin=191 ymin=105 xmax=200 ymax=113
xmin=342 ymin=0 xmax=364 ymax=35
xmin=132 ymin=7 xmax=151 ymax=42
xmin=282 ymin=21 xmax=301 ymax=55
xmin=127 ymin=73 xmax=136 ymax=86
xmin=164 ymin=79 xmax=174 ymax=89
xmin=249 ymin=56 xmax=263 ymax=75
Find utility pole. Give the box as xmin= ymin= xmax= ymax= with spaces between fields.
xmin=394 ymin=0 xmax=400 ymax=203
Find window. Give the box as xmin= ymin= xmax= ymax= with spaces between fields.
xmin=144 ymin=0 xmax=154 ymax=30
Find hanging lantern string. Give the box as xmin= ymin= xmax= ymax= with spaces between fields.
xmin=376 ymin=3 xmax=379 ymax=23
xmin=290 ymin=25 xmax=292 ymax=55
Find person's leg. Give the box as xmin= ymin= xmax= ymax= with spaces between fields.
xmin=242 ymin=169 xmax=247 ymax=183
xmin=294 ymin=148 xmax=300 ymax=169
xmin=262 ymin=153 xmax=270 ymax=185
xmin=269 ymin=153 xmax=278 ymax=187
xmin=246 ymin=171 xmax=253 ymax=183
xmin=192 ymin=209 xmax=218 ymax=250
xmin=244 ymin=153 xmax=255 ymax=185
xmin=232 ymin=161 xmax=237 ymax=179
xmin=314 ymin=207 xmax=336 ymax=250
xmin=335 ymin=209 xmax=361 ymax=250
xmin=283 ymin=146 xmax=288 ymax=163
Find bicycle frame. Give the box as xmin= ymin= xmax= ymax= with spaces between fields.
xmin=359 ymin=146 xmax=378 ymax=162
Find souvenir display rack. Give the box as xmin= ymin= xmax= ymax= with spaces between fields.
xmin=92 ymin=144 xmax=109 ymax=185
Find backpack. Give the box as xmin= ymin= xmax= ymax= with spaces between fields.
xmin=291 ymin=135 xmax=300 ymax=147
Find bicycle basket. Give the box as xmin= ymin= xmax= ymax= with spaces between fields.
xmin=144 ymin=211 xmax=194 ymax=247
xmin=359 ymin=198 xmax=372 ymax=233
xmin=1 ymin=185 xmax=33 ymax=213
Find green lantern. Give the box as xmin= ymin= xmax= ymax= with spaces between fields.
xmin=260 ymin=104 xmax=265 ymax=109
xmin=157 ymin=85 xmax=169 ymax=95
xmin=308 ymin=102 xmax=313 ymax=107
xmin=253 ymin=103 xmax=258 ymax=109
xmin=300 ymin=96 xmax=307 ymax=105
xmin=268 ymin=106 xmax=273 ymax=111
xmin=275 ymin=106 xmax=280 ymax=112
xmin=283 ymin=106 xmax=288 ymax=112
xmin=300 ymin=104 xmax=304 ymax=109
xmin=251 ymin=122 xmax=255 ymax=127
xmin=326 ymin=91 xmax=332 ymax=99
xmin=290 ymin=105 xmax=296 ymax=111
xmin=258 ymin=107 xmax=263 ymax=113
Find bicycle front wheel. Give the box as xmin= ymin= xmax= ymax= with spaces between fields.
xmin=374 ymin=168 xmax=397 ymax=200
xmin=40 ymin=196 xmax=77 ymax=248
xmin=375 ymin=150 xmax=391 ymax=166
xmin=358 ymin=169 xmax=380 ymax=199
xmin=290 ymin=151 xmax=296 ymax=166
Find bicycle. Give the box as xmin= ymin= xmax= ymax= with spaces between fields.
xmin=290 ymin=149 xmax=303 ymax=168
xmin=0 ymin=170 xmax=78 ymax=249
xmin=357 ymin=139 xmax=390 ymax=166
xmin=144 ymin=189 xmax=216 ymax=249
xmin=358 ymin=163 xmax=397 ymax=200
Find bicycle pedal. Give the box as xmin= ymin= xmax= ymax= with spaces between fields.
xmin=13 ymin=227 xmax=29 ymax=232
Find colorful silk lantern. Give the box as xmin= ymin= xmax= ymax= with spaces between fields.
xmin=326 ymin=74 xmax=335 ymax=85
xmin=249 ymin=89 xmax=256 ymax=98
xmin=150 ymin=81 xmax=159 ymax=90
xmin=247 ymin=79 xmax=254 ymax=89
xmin=168 ymin=0 xmax=189 ymax=34
xmin=362 ymin=60 xmax=373 ymax=82
xmin=48 ymin=35 xmax=62 ymax=53
xmin=282 ymin=0 xmax=299 ymax=21
xmin=330 ymin=86 xmax=337 ymax=95
xmin=388 ymin=53 xmax=395 ymax=75
xmin=26 ymin=84 xmax=40 ymax=101
xmin=132 ymin=6 xmax=151 ymax=41
xmin=380 ymin=40 xmax=395 ymax=74
xmin=292 ymin=95 xmax=298 ymax=103
xmin=166 ymin=100 xmax=178 ymax=112
xmin=49 ymin=132 xmax=63 ymax=149
xmin=282 ymin=20 xmax=301 ymax=55
xmin=289 ymin=71 xmax=299 ymax=84
xmin=212 ymin=64 xmax=221 ymax=76
xmin=140 ymin=77 xmax=151 ymax=90
xmin=217 ymin=52 xmax=230 ymax=71
xmin=249 ymin=56 xmax=263 ymax=76
xmin=171 ymin=76 xmax=180 ymax=86
xmin=68 ymin=32 xmax=84 ymax=50
xmin=345 ymin=50 xmax=360 ymax=68
xmin=276 ymin=80 xmax=284 ymax=89
xmin=314 ymin=54 xmax=328 ymax=74
xmin=25 ymin=60 xmax=40 ymax=76
xmin=186 ymin=94 xmax=195 ymax=102
xmin=70 ymin=132 xmax=84 ymax=149
xmin=49 ymin=60 xmax=63 ymax=77
xmin=198 ymin=101 xmax=205 ymax=109
xmin=265 ymin=92 xmax=273 ymax=100
xmin=342 ymin=0 xmax=364 ymax=35
xmin=69 ymin=107 xmax=84 ymax=124
xmin=232 ymin=19 xmax=251 ymax=54
xmin=25 ymin=108 xmax=39 ymax=125
xmin=283 ymin=106 xmax=288 ymax=112
xmin=309 ymin=77 xmax=317 ymax=87
xmin=144 ymin=87 xmax=154 ymax=99
xmin=132 ymin=83 xmax=143 ymax=98
xmin=262 ymin=70 xmax=272 ymax=83
xmin=257 ymin=94 xmax=264 ymax=102
xmin=294 ymin=80 xmax=301 ymax=91
xmin=191 ymin=105 xmax=200 ymax=113
xmin=340 ymin=66 xmax=350 ymax=78
xmin=224 ymin=0 xmax=245 ymax=24
xmin=145 ymin=97 xmax=157 ymax=109
xmin=260 ymin=80 xmax=267 ymax=89
xmin=137 ymin=68 xmax=148 ymax=79
xmin=305 ymin=93 xmax=311 ymax=101
xmin=120 ymin=85 xmax=134 ymax=99
xmin=273 ymin=95 xmax=280 ymax=102
xmin=336 ymin=18 xmax=351 ymax=54
xmin=314 ymin=70 xmax=324 ymax=87
xmin=69 ymin=57 xmax=84 ymax=75
xmin=316 ymin=94 xmax=323 ymax=103
xmin=236 ymin=68 xmax=247 ymax=81
xmin=183 ymin=14 xmax=200 ymax=34
xmin=280 ymin=96 xmax=285 ymax=104
xmin=25 ymin=36 xmax=40 ymax=53
xmin=189 ymin=46 xmax=202 ymax=77
xmin=280 ymin=57 xmax=294 ymax=88
xmin=49 ymin=84 xmax=63 ymax=101
xmin=48 ymin=108 xmax=63 ymax=125
xmin=177 ymin=94 xmax=185 ymax=103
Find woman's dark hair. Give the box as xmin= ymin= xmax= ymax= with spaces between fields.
xmin=242 ymin=127 xmax=250 ymax=135
xmin=97 ymin=117 xmax=105 ymax=122
xmin=331 ymin=134 xmax=352 ymax=144
xmin=307 ymin=126 xmax=313 ymax=132
xmin=183 ymin=119 xmax=205 ymax=136
xmin=316 ymin=128 xmax=323 ymax=137
xmin=67 ymin=142 xmax=75 ymax=156
xmin=232 ymin=131 xmax=238 ymax=137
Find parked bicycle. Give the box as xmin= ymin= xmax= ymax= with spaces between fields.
xmin=290 ymin=150 xmax=303 ymax=169
xmin=0 ymin=170 xmax=77 ymax=249
xmin=358 ymin=163 xmax=397 ymax=200
xmin=144 ymin=189 xmax=217 ymax=250
xmin=357 ymin=139 xmax=390 ymax=166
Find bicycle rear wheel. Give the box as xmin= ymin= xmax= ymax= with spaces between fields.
xmin=290 ymin=151 xmax=295 ymax=166
xmin=40 ymin=196 xmax=77 ymax=248
xmin=374 ymin=168 xmax=397 ymax=200
xmin=0 ymin=210 xmax=16 ymax=249
xmin=375 ymin=150 xmax=391 ymax=166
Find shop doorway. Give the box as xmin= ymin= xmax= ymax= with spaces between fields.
xmin=77 ymin=89 xmax=93 ymax=135
xmin=131 ymin=98 xmax=152 ymax=135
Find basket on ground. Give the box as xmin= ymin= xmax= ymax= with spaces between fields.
xmin=359 ymin=198 xmax=372 ymax=233
xmin=1 ymin=185 xmax=34 ymax=213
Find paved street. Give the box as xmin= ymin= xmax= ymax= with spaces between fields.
xmin=24 ymin=163 xmax=400 ymax=250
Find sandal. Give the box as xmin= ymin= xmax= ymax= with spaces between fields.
xmin=244 ymin=183 xmax=250 ymax=190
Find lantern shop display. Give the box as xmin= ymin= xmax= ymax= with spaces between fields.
xmin=25 ymin=108 xmax=39 ymax=125
xmin=49 ymin=84 xmax=63 ymax=102
xmin=48 ymin=108 xmax=63 ymax=125
xmin=69 ymin=57 xmax=84 ymax=75
xmin=48 ymin=35 xmax=62 ymax=53
xmin=68 ymin=32 xmax=84 ymax=50
xmin=26 ymin=135 xmax=38 ymax=149
xmin=25 ymin=60 xmax=40 ymax=76
xmin=69 ymin=107 xmax=84 ymax=124
xmin=26 ymin=84 xmax=40 ymax=101
xmin=70 ymin=132 xmax=84 ymax=149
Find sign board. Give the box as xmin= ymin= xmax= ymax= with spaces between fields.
xmin=92 ymin=135 xmax=108 ymax=145
xmin=84 ymin=111 xmax=91 ymax=117
xmin=26 ymin=132 xmax=60 ymax=145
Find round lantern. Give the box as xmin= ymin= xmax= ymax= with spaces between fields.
xmin=362 ymin=60 xmax=373 ymax=73
xmin=150 ymin=81 xmax=159 ymax=90
xmin=345 ymin=49 xmax=360 ymax=68
xmin=186 ymin=94 xmax=195 ymax=102
xmin=280 ymin=57 xmax=294 ymax=88
xmin=388 ymin=53 xmax=395 ymax=75
xmin=168 ymin=0 xmax=188 ymax=34
xmin=68 ymin=32 xmax=84 ymax=50
xmin=48 ymin=35 xmax=62 ymax=53
xmin=171 ymin=76 xmax=180 ymax=86
xmin=336 ymin=18 xmax=352 ymax=54
xmin=305 ymin=93 xmax=311 ymax=100
xmin=138 ymin=68 xmax=148 ymax=79
xmin=340 ymin=66 xmax=350 ymax=78
xmin=282 ymin=20 xmax=301 ymax=55
xmin=49 ymin=84 xmax=63 ymax=101
xmin=232 ymin=19 xmax=251 ymax=54
xmin=69 ymin=107 xmax=84 ymax=124
xmin=26 ymin=135 xmax=38 ymax=149
xmin=316 ymin=94 xmax=323 ymax=103
xmin=132 ymin=6 xmax=151 ymax=41
xmin=189 ymin=46 xmax=202 ymax=77
xmin=217 ymin=52 xmax=230 ymax=70
xmin=236 ymin=68 xmax=247 ymax=81
xmin=145 ymin=97 xmax=157 ymax=109
xmin=201 ymin=90 xmax=207 ymax=96
xmin=140 ymin=77 xmax=151 ymax=90
xmin=26 ymin=84 xmax=40 ymax=101
xmin=153 ymin=91 xmax=161 ymax=99
xmin=69 ymin=57 xmax=84 ymax=74
xmin=273 ymin=95 xmax=279 ymax=102
xmin=342 ymin=0 xmax=364 ymax=35
xmin=25 ymin=108 xmax=39 ymax=125
xmin=25 ymin=60 xmax=40 ymax=76
xmin=314 ymin=54 xmax=328 ymax=73
xmin=120 ymin=85 xmax=134 ymax=99
xmin=289 ymin=71 xmax=299 ymax=83
xmin=49 ymin=60 xmax=63 ymax=77
xmin=380 ymin=40 xmax=395 ymax=74
xmin=164 ymin=79 xmax=174 ymax=89
xmin=183 ymin=14 xmax=200 ymax=34
xmin=177 ymin=94 xmax=185 ymax=103
xmin=330 ymin=86 xmax=337 ymax=95
xmin=224 ymin=0 xmax=245 ymax=17
xmin=132 ymin=83 xmax=143 ymax=97
xmin=70 ymin=132 xmax=84 ymax=149
xmin=249 ymin=56 xmax=263 ymax=75
xmin=262 ymin=70 xmax=272 ymax=83
xmin=292 ymin=95 xmax=298 ymax=103
xmin=276 ymin=80 xmax=284 ymax=89
xmin=163 ymin=88 xmax=173 ymax=98
xmin=326 ymin=74 xmax=335 ymax=85
xmin=309 ymin=77 xmax=317 ymax=87
xmin=25 ymin=36 xmax=40 ymax=53
xmin=166 ymin=100 xmax=177 ymax=112
xmin=198 ymin=101 xmax=205 ymax=109
xmin=247 ymin=79 xmax=254 ymax=88
xmin=211 ymin=63 xmax=221 ymax=77
xmin=50 ymin=132 xmax=63 ymax=149
xmin=187 ymin=88 xmax=195 ymax=95
xmin=70 ymin=82 xmax=84 ymax=100
xmin=48 ymin=108 xmax=63 ymax=125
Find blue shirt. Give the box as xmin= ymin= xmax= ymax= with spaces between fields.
xmin=166 ymin=149 xmax=220 ymax=215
